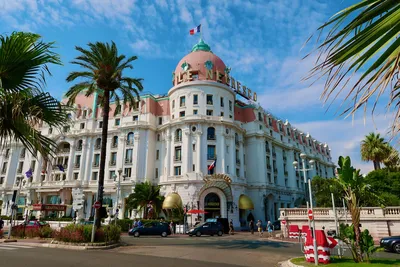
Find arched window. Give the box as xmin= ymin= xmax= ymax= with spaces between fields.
xmin=95 ymin=138 xmax=101 ymax=149
xmin=112 ymin=136 xmax=118 ymax=147
xmin=175 ymin=129 xmax=182 ymax=142
xmin=77 ymin=140 xmax=83 ymax=151
xmin=127 ymin=132 xmax=134 ymax=145
xmin=235 ymin=133 xmax=239 ymax=145
xmin=207 ymin=127 xmax=215 ymax=140
xmin=20 ymin=148 xmax=26 ymax=159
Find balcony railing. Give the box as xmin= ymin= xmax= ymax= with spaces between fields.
xmin=174 ymin=136 xmax=182 ymax=142
xmin=76 ymin=146 xmax=83 ymax=151
xmin=92 ymin=162 xmax=99 ymax=167
xmin=111 ymin=142 xmax=118 ymax=148
xmin=94 ymin=144 xmax=101 ymax=150
xmin=207 ymin=154 xmax=217 ymax=160
xmin=174 ymin=156 xmax=182 ymax=162
xmin=74 ymin=163 xmax=80 ymax=169
xmin=109 ymin=161 xmax=116 ymax=166
xmin=267 ymin=165 xmax=271 ymax=170
xmin=1 ymin=169 xmax=6 ymax=174
xmin=207 ymin=135 xmax=216 ymax=140
xmin=125 ymin=158 xmax=133 ymax=164
xmin=17 ymin=168 xmax=22 ymax=174
xmin=126 ymin=139 xmax=134 ymax=146
xmin=235 ymin=140 xmax=239 ymax=146
xmin=273 ymin=168 xmax=278 ymax=173
xmin=236 ymin=159 xmax=240 ymax=165
xmin=266 ymin=148 xmax=270 ymax=153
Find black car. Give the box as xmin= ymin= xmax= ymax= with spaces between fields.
xmin=129 ymin=222 xmax=171 ymax=237
xmin=188 ymin=221 xmax=223 ymax=237
xmin=380 ymin=236 xmax=400 ymax=254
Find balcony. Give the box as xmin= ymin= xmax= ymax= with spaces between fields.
xmin=207 ymin=154 xmax=217 ymax=160
xmin=207 ymin=135 xmax=216 ymax=140
xmin=111 ymin=142 xmax=118 ymax=148
xmin=272 ymin=152 xmax=276 ymax=158
xmin=273 ymin=168 xmax=278 ymax=173
xmin=92 ymin=162 xmax=99 ymax=167
xmin=174 ymin=136 xmax=182 ymax=142
xmin=266 ymin=148 xmax=270 ymax=153
xmin=125 ymin=158 xmax=133 ymax=164
xmin=1 ymin=169 xmax=6 ymax=174
xmin=74 ymin=163 xmax=80 ymax=169
xmin=126 ymin=140 xmax=134 ymax=146
xmin=17 ymin=168 xmax=23 ymax=174
xmin=267 ymin=165 xmax=271 ymax=170
xmin=94 ymin=144 xmax=101 ymax=150
xmin=236 ymin=159 xmax=240 ymax=165
xmin=76 ymin=146 xmax=83 ymax=151
xmin=109 ymin=161 xmax=116 ymax=166
xmin=235 ymin=140 xmax=239 ymax=146
xmin=174 ymin=156 xmax=182 ymax=162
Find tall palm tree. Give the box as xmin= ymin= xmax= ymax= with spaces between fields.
xmin=125 ymin=181 xmax=164 ymax=219
xmin=361 ymin=133 xmax=388 ymax=170
xmin=306 ymin=1 xmax=400 ymax=136
xmin=0 ymin=32 xmax=68 ymax=157
xmin=66 ymin=41 xmax=143 ymax=227
xmin=383 ymin=144 xmax=400 ymax=170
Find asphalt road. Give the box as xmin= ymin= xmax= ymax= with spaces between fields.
xmin=0 ymin=246 xmax=238 ymax=267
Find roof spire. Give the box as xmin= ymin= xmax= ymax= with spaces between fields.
xmin=191 ymin=38 xmax=211 ymax=52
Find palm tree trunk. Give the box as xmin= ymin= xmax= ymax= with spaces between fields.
xmin=349 ymin=201 xmax=363 ymax=262
xmin=95 ymin=89 xmax=110 ymax=228
xmin=373 ymin=161 xmax=381 ymax=170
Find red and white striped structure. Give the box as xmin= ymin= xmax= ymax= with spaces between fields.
xmin=289 ymin=225 xmax=300 ymax=239
xmin=301 ymin=225 xmax=309 ymax=239
xmin=304 ymin=229 xmax=330 ymax=264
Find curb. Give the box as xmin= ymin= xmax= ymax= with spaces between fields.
xmin=8 ymin=241 xmax=121 ymax=251
xmin=282 ymin=258 xmax=304 ymax=267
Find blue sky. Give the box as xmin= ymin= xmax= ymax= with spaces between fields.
xmin=0 ymin=0 xmax=394 ymax=173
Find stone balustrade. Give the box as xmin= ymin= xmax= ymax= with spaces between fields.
xmin=279 ymin=207 xmax=400 ymax=241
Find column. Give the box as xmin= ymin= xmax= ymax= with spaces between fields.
xmin=160 ymin=132 xmax=165 ymax=179
xmin=83 ymin=137 xmax=93 ymax=184
xmin=231 ymin=136 xmax=235 ymax=176
xmin=196 ymin=132 xmax=201 ymax=173
xmin=169 ymin=134 xmax=175 ymax=177
xmin=34 ymin=154 xmax=43 ymax=183
xmin=220 ymin=133 xmax=225 ymax=173
xmin=165 ymin=131 xmax=171 ymax=179
xmin=239 ymin=140 xmax=245 ymax=178
xmin=67 ymin=143 xmax=75 ymax=181
xmin=80 ymin=137 xmax=89 ymax=183
xmin=183 ymin=130 xmax=190 ymax=174
xmin=132 ymin=131 xmax=140 ymax=181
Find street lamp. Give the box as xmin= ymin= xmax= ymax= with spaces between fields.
xmin=293 ymin=153 xmax=318 ymax=266
xmin=8 ymin=176 xmax=24 ymax=239
xmin=115 ymin=168 xmax=126 ymax=224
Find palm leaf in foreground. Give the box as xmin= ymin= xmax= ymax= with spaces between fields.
xmin=305 ymin=1 xmax=400 ymax=136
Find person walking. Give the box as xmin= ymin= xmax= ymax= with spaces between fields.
xmin=169 ymin=220 xmax=174 ymax=235
xmin=267 ymin=221 xmax=273 ymax=238
xmin=229 ymin=219 xmax=234 ymax=235
xmin=249 ymin=220 xmax=254 ymax=234
xmin=256 ymin=220 xmax=263 ymax=237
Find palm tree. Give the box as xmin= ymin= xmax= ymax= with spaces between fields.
xmin=306 ymin=1 xmax=400 ymax=136
xmin=360 ymin=133 xmax=388 ymax=170
xmin=335 ymin=156 xmax=373 ymax=262
xmin=66 ymin=41 xmax=143 ymax=227
xmin=125 ymin=181 xmax=164 ymax=219
xmin=0 ymin=32 xmax=68 ymax=157
xmin=383 ymin=144 xmax=400 ymax=170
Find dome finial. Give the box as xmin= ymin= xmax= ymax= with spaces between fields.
xmin=192 ymin=38 xmax=211 ymax=52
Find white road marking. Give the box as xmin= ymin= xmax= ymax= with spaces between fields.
xmin=0 ymin=244 xmax=35 ymax=249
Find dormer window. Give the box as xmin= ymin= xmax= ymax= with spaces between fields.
xmin=206 ymin=94 xmax=213 ymax=105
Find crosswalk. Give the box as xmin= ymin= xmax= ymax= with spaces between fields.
xmin=0 ymin=243 xmax=36 ymax=251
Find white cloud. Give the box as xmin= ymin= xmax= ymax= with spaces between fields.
xmin=295 ymin=113 xmax=394 ymax=174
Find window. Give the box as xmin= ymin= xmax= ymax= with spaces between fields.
xmin=287 ymin=128 xmax=291 ymax=136
xmin=75 ymin=155 xmax=81 ymax=168
xmin=207 ymin=145 xmax=216 ymax=160
xmin=93 ymin=154 xmax=100 ymax=167
xmin=74 ymin=173 xmax=79 ymax=180
xmin=115 ymin=105 xmax=121 ymax=115
xmin=174 ymin=166 xmax=181 ymax=176
xmin=20 ymin=148 xmax=26 ymax=158
xmin=109 ymin=170 xmax=116 ymax=180
xmin=280 ymin=135 xmax=283 ymax=141
xmin=227 ymin=165 xmax=229 ymax=173
xmin=17 ymin=162 xmax=23 ymax=173
xmin=77 ymin=140 xmax=83 ymax=151
xmin=172 ymin=100 xmax=175 ymax=109
xmin=49 ymin=128 xmax=53 ymax=134
xmin=206 ymin=94 xmax=213 ymax=105
xmin=175 ymin=146 xmax=182 ymax=161
xmin=259 ymin=125 xmax=262 ymax=130
xmin=258 ymin=112 xmax=262 ymax=121
xmin=1 ymin=162 xmax=7 ymax=174
xmin=124 ymin=168 xmax=132 ymax=177
xmin=158 ymin=117 xmax=162 ymax=125
xmin=268 ymin=118 xmax=272 ymax=126
xmin=99 ymin=121 xmax=103 ymax=128
xmin=193 ymin=143 xmax=196 ymax=151
xmin=80 ymin=123 xmax=85 ymax=129
xmin=112 ymin=136 xmax=118 ymax=147
xmin=193 ymin=94 xmax=198 ymax=105
xmin=115 ymin=118 xmax=120 ymax=126
xmin=193 ymin=109 xmax=198 ymax=115
xmin=83 ymin=110 xmax=88 ymax=118
xmin=235 ymin=133 xmax=239 ymax=145
xmin=0 ymin=177 xmax=4 ymax=184
xmin=63 ymin=126 xmax=70 ymax=133
xmin=192 ymin=164 xmax=195 ymax=171
xmin=127 ymin=132 xmax=134 ymax=145
xmin=179 ymin=111 xmax=185 ymax=117
xmin=155 ymin=168 xmax=159 ymax=179
xmin=229 ymin=100 xmax=232 ymax=111
xmin=220 ymin=97 xmax=224 ymax=107
xmin=156 ymin=150 xmax=160 ymax=160
xmin=229 ymin=115 xmax=232 ymax=118
xmin=95 ymin=138 xmax=101 ymax=149
xmin=157 ymin=134 xmax=160 ymax=141
xmin=125 ymin=149 xmax=133 ymax=163
xmin=30 ymin=160 xmax=36 ymax=171
xmin=220 ymin=112 xmax=224 ymax=117
xmin=92 ymin=172 xmax=98 ymax=181
xmin=133 ymin=115 xmax=138 ymax=121
xmin=180 ymin=96 xmax=186 ymax=107
xmin=207 ymin=127 xmax=216 ymax=140
xmin=236 ymin=168 xmax=240 ymax=177
xmin=175 ymin=129 xmax=182 ymax=142
xmin=110 ymin=152 xmax=117 ymax=165
xmin=206 ymin=110 xmax=213 ymax=116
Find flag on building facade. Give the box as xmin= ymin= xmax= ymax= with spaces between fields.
xmin=25 ymin=168 xmax=32 ymax=178
xmin=208 ymin=159 xmax=216 ymax=171
xmin=189 ymin=24 xmax=201 ymax=35
xmin=57 ymin=164 xmax=65 ymax=172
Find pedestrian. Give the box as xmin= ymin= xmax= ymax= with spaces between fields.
xmin=137 ymin=219 xmax=142 ymax=227
xmin=229 ymin=219 xmax=234 ymax=235
xmin=132 ymin=219 xmax=138 ymax=229
xmin=0 ymin=218 xmax=4 ymax=230
xmin=169 ymin=220 xmax=174 ymax=235
xmin=249 ymin=220 xmax=254 ymax=234
xmin=267 ymin=221 xmax=273 ymax=238
xmin=256 ymin=220 xmax=263 ymax=237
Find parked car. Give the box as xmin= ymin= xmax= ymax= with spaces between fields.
xmin=188 ymin=221 xmax=223 ymax=237
xmin=13 ymin=220 xmax=49 ymax=230
xmin=206 ymin=218 xmax=229 ymax=234
xmin=129 ymin=222 xmax=171 ymax=237
xmin=380 ymin=236 xmax=400 ymax=254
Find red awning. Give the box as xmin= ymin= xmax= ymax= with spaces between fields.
xmin=32 ymin=204 xmax=66 ymax=212
xmin=186 ymin=209 xmax=208 ymax=214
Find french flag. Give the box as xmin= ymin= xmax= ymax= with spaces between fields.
xmin=208 ymin=159 xmax=216 ymax=171
xmin=189 ymin=24 xmax=201 ymax=35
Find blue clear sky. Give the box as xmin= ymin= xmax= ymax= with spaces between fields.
xmin=0 ymin=0 xmax=392 ymax=173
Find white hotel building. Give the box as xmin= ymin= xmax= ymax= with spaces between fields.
xmin=0 ymin=40 xmax=335 ymax=226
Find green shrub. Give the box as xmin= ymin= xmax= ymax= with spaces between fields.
xmin=0 ymin=216 xmax=10 ymax=220
xmin=103 ymin=225 xmax=121 ymax=243
xmin=54 ymin=223 xmax=121 ymax=243
xmin=40 ymin=226 xmax=53 ymax=238
xmin=114 ymin=219 xmax=133 ymax=231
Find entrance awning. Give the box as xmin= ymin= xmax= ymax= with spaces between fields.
xmin=36 ymin=189 xmax=61 ymax=193
xmin=162 ymin=192 xmax=183 ymax=209
xmin=239 ymin=195 xmax=254 ymax=210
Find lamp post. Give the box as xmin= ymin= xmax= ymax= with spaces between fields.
xmin=293 ymin=153 xmax=318 ymax=266
xmin=115 ymin=168 xmax=126 ymax=224
xmin=8 ymin=176 xmax=24 ymax=239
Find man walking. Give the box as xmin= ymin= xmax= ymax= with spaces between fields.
xmin=249 ymin=220 xmax=254 ymax=234
xmin=256 ymin=220 xmax=263 ymax=237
